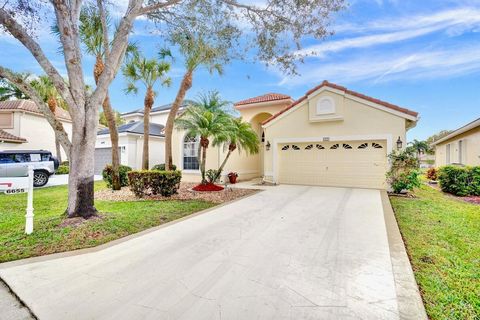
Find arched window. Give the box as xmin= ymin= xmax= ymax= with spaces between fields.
xmin=183 ymin=135 xmax=199 ymax=170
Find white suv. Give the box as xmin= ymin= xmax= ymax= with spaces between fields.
xmin=0 ymin=150 xmax=59 ymax=187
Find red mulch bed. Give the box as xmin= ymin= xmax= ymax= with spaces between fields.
xmin=192 ymin=183 xmax=224 ymax=192
xmin=462 ymin=196 xmax=480 ymax=205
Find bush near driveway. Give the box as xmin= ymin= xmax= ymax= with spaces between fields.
xmin=0 ymin=181 xmax=214 ymax=263
xmin=386 ymin=149 xmax=421 ymax=193
xmin=102 ymin=164 xmax=132 ymax=188
xmin=390 ymin=185 xmax=480 ymax=320
xmin=128 ymin=170 xmax=182 ymax=197
xmin=438 ymin=166 xmax=480 ymax=196
xmin=56 ymin=165 xmax=69 ymax=175
xmin=152 ymin=163 xmax=177 ymax=171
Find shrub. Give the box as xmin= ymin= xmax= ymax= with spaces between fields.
xmin=60 ymin=161 xmax=69 ymax=166
xmin=152 ymin=163 xmax=177 ymax=171
xmin=426 ymin=167 xmax=438 ymax=181
xmin=386 ymin=150 xmax=421 ymax=193
xmin=205 ymin=169 xmax=218 ymax=183
xmin=128 ymin=170 xmax=182 ymax=197
xmin=387 ymin=170 xmax=421 ymax=194
xmin=102 ymin=164 xmax=132 ymax=188
xmin=438 ymin=166 xmax=480 ymax=196
xmin=56 ymin=165 xmax=69 ymax=175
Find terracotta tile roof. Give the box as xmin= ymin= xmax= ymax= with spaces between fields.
xmin=234 ymin=93 xmax=292 ymax=107
xmin=0 ymin=99 xmax=71 ymax=121
xmin=262 ymin=81 xmax=419 ymax=125
xmin=0 ymin=129 xmax=26 ymax=143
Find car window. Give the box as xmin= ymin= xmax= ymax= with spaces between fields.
xmin=41 ymin=153 xmax=51 ymax=161
xmin=14 ymin=154 xmax=30 ymax=163
xmin=0 ymin=154 xmax=15 ymax=164
xmin=30 ymin=154 xmax=42 ymax=162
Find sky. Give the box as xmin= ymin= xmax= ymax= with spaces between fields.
xmin=1 ymin=0 xmax=480 ymax=142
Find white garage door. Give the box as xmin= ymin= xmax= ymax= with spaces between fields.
xmin=94 ymin=147 xmax=121 ymax=175
xmin=278 ymin=140 xmax=387 ymax=189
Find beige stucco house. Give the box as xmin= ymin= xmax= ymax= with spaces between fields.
xmin=171 ymin=81 xmax=419 ymax=189
xmin=432 ymin=117 xmax=480 ymax=167
xmin=0 ymin=100 xmax=72 ymax=160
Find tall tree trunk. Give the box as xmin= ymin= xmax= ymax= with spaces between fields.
xmin=200 ymin=136 xmax=209 ymax=184
xmin=47 ymin=96 xmax=63 ymax=163
xmin=143 ymin=86 xmax=154 ymax=169
xmin=67 ymin=105 xmax=98 ymax=218
xmin=214 ymin=143 xmax=236 ymax=181
xmin=95 ymin=56 xmax=121 ymax=189
xmin=165 ymin=70 xmax=193 ymax=170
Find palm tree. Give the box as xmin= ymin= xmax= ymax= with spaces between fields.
xmin=214 ymin=117 xmax=259 ymax=182
xmin=122 ymin=52 xmax=171 ymax=169
xmin=175 ymin=105 xmax=233 ymax=184
xmin=164 ymin=33 xmax=225 ymax=170
xmin=408 ymin=139 xmax=431 ymax=162
xmin=30 ymin=75 xmax=67 ymax=162
xmin=0 ymin=75 xmax=29 ymax=101
xmin=76 ymin=4 xmax=137 ymax=189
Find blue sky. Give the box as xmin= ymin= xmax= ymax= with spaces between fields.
xmin=1 ymin=0 xmax=480 ymax=142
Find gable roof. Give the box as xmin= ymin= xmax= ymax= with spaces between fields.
xmin=234 ymin=93 xmax=292 ymax=107
xmin=121 ymin=100 xmax=195 ymax=117
xmin=0 ymin=99 xmax=71 ymax=121
xmin=431 ymin=117 xmax=480 ymax=145
xmin=97 ymin=121 xmax=165 ymax=137
xmin=262 ymin=80 xmax=418 ymax=125
xmin=0 ymin=129 xmax=27 ymax=143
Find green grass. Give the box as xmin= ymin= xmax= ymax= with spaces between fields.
xmin=0 ymin=181 xmax=214 ymax=263
xmin=390 ymin=184 xmax=480 ymax=320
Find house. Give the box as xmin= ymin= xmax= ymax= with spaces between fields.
xmin=95 ymin=121 xmax=165 ymax=174
xmin=432 ymin=117 xmax=480 ymax=167
xmin=171 ymin=81 xmax=419 ymax=189
xmin=120 ymin=100 xmax=194 ymax=124
xmin=0 ymin=100 xmax=72 ymax=160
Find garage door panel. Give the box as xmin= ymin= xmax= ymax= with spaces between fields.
xmin=278 ymin=141 xmax=387 ymax=189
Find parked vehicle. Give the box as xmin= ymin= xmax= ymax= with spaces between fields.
xmin=0 ymin=150 xmax=59 ymax=187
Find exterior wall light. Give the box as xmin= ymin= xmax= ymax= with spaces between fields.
xmin=266 ymin=141 xmax=271 ymax=151
xmin=396 ymin=136 xmax=403 ymax=150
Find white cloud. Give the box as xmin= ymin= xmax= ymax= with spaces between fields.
xmin=299 ymin=7 xmax=480 ymax=58
xmin=279 ymin=43 xmax=480 ymax=86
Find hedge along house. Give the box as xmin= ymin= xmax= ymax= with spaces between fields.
xmin=432 ymin=117 xmax=480 ymax=167
xmin=172 ymin=81 xmax=419 ymax=189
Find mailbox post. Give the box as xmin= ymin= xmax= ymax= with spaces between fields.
xmin=25 ymin=165 xmax=34 ymax=235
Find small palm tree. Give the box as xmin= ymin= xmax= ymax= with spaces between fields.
xmin=175 ymin=105 xmax=233 ymax=184
xmin=408 ymin=139 xmax=431 ymax=162
xmin=30 ymin=75 xmax=67 ymax=162
xmin=164 ymin=33 xmax=226 ymax=170
xmin=123 ymin=52 xmax=171 ymax=169
xmin=0 ymin=75 xmax=30 ymax=101
xmin=214 ymin=117 xmax=259 ymax=182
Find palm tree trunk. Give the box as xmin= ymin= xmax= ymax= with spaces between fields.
xmin=165 ymin=70 xmax=193 ymax=170
xmin=95 ymin=56 xmax=121 ymax=189
xmin=201 ymin=146 xmax=207 ymax=184
xmin=47 ymin=96 xmax=63 ymax=163
xmin=214 ymin=143 xmax=236 ymax=182
xmin=143 ymin=86 xmax=154 ymax=170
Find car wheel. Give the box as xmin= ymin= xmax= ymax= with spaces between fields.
xmin=33 ymin=171 xmax=49 ymax=187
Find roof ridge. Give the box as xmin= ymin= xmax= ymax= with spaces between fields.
xmin=262 ymin=80 xmax=418 ymax=125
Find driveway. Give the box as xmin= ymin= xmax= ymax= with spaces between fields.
xmin=0 ymin=186 xmax=407 ymax=319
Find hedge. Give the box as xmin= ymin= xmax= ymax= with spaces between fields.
xmin=152 ymin=163 xmax=177 ymax=171
xmin=438 ymin=165 xmax=480 ymax=196
xmin=102 ymin=164 xmax=132 ymax=188
xmin=128 ymin=170 xmax=182 ymax=198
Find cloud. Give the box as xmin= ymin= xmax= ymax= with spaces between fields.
xmin=279 ymin=43 xmax=480 ymax=86
xmin=298 ymin=7 xmax=480 ymax=58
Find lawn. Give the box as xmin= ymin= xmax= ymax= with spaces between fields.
xmin=0 ymin=181 xmax=214 ymax=263
xmin=390 ymin=184 xmax=480 ymax=320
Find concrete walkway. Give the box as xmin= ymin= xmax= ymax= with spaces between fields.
xmin=0 ymin=185 xmax=423 ymax=319
xmin=41 ymin=174 xmax=102 ymax=188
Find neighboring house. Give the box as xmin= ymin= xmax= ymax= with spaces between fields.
xmin=171 ymin=81 xmax=419 ymax=189
xmin=120 ymin=100 xmax=194 ymax=124
xmin=418 ymin=152 xmax=435 ymax=169
xmin=0 ymin=100 xmax=72 ymax=160
xmin=95 ymin=121 xmax=165 ymax=174
xmin=432 ymin=117 xmax=480 ymax=167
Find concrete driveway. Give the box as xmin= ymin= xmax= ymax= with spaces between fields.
xmin=0 ymin=185 xmax=422 ymax=320
xmin=41 ymin=174 xmax=102 ymax=188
